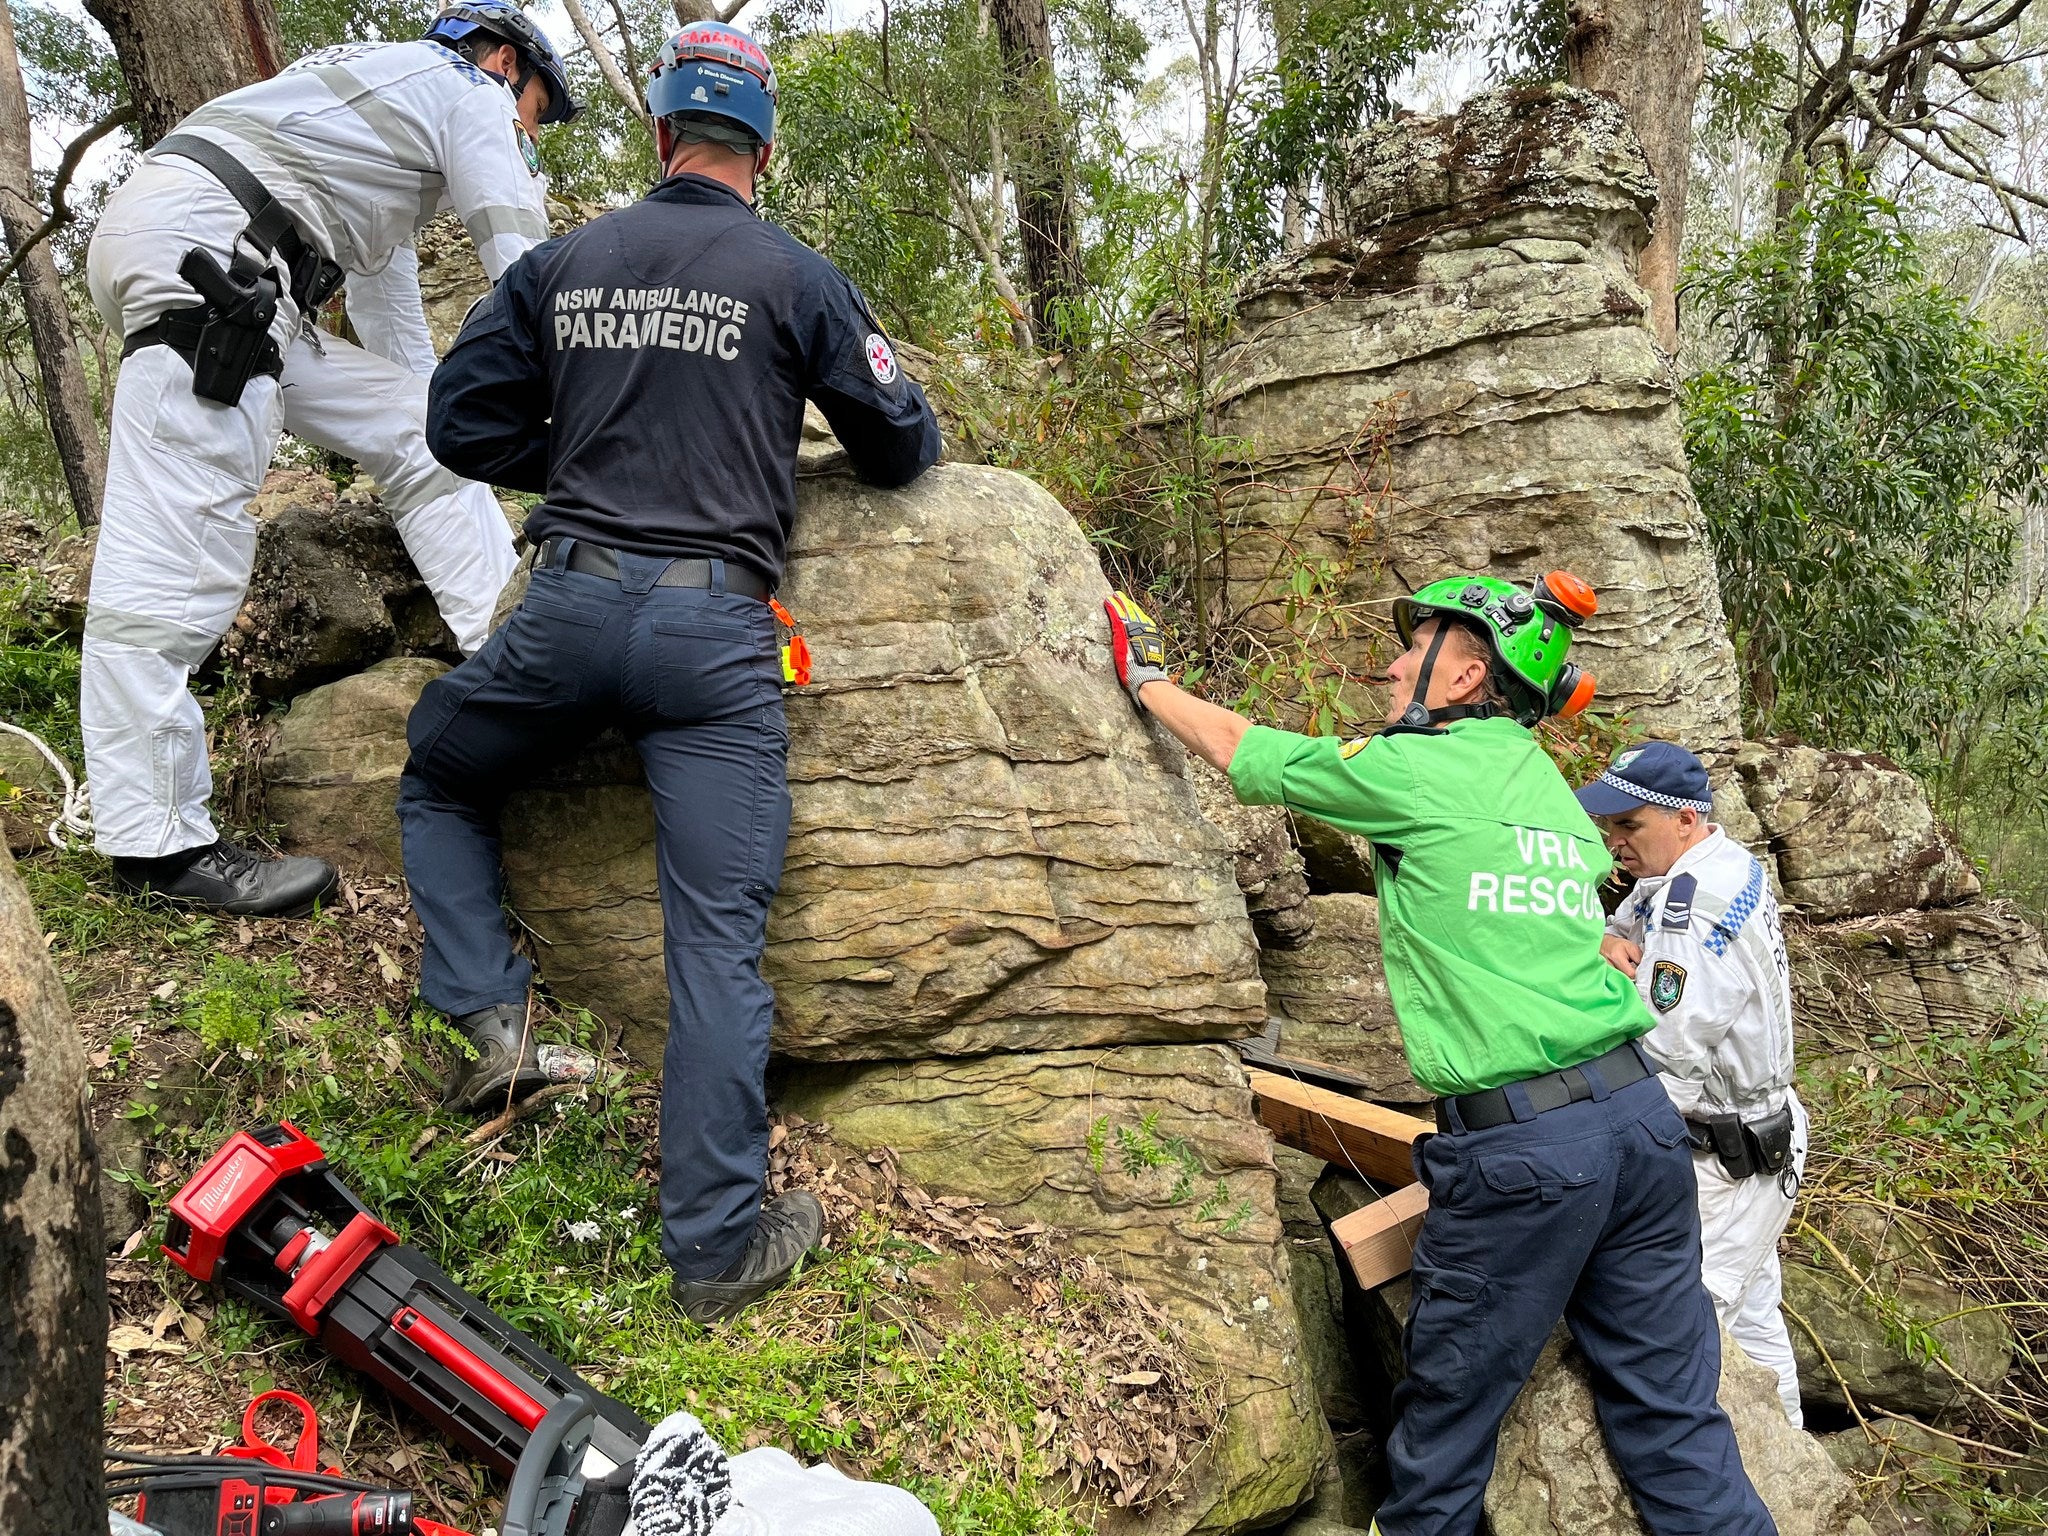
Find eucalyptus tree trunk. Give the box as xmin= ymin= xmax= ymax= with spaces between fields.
xmin=85 ymin=0 xmax=285 ymax=145
xmin=1565 ymin=0 xmax=1703 ymax=354
xmin=0 ymin=0 xmax=106 ymax=527
xmin=990 ymin=0 xmax=1084 ymax=344
xmin=0 ymin=842 xmax=106 ymax=1532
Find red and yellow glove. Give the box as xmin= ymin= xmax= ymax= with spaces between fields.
xmin=1104 ymin=591 xmax=1172 ymax=711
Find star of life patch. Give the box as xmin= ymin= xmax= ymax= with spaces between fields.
xmin=864 ymin=332 xmax=898 ymax=384
xmin=1650 ymin=959 xmax=1687 ymax=1013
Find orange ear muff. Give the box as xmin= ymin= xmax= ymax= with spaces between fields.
xmin=1540 ymin=569 xmax=1599 ymax=624
xmin=1555 ymin=667 xmax=1597 ymax=718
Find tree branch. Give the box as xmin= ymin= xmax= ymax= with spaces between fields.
xmin=559 ymin=0 xmax=651 ymax=132
xmin=0 ymin=102 xmax=134 ymax=291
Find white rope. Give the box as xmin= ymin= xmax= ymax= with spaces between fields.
xmin=0 ymin=720 xmax=91 ymax=849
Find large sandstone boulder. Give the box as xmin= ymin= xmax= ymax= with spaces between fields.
xmin=1734 ymin=742 xmax=1978 ymax=918
xmin=341 ymin=463 xmax=1255 ymax=1066
xmin=778 ymin=1044 xmax=1329 ymax=1535
xmin=264 ymin=657 xmax=450 ymax=879
xmin=1257 ymin=894 xmax=1422 ymax=1102
xmin=1790 ymin=903 xmax=2048 ymax=1057
xmin=1191 ymin=86 xmax=1742 ymax=749
xmin=260 ymin=466 xmax=1265 ymax=1065
xmin=1486 ymin=1328 xmax=1874 ymax=1536
xmin=1783 ymin=1256 xmax=2014 ymax=1420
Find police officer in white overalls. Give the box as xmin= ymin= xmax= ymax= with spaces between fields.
xmin=1581 ymin=741 xmax=1807 ymax=1424
xmin=83 ymin=1 xmax=577 ymax=915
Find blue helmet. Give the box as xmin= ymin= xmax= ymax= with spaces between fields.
xmin=645 ymin=22 xmax=777 ymax=147
xmin=424 ymin=1 xmax=582 ymax=125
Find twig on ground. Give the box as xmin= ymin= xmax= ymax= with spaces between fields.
xmin=461 ymin=1083 xmax=586 ymax=1146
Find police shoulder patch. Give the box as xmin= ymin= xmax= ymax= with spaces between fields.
xmin=1650 ymin=959 xmax=1687 ymax=1013
xmin=518 ymin=126 xmax=541 ymax=176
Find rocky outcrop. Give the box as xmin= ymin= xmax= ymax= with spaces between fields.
xmin=1257 ymin=895 xmax=1421 ymax=1102
xmin=1790 ymin=903 xmax=2048 ymax=1053
xmin=224 ymin=469 xmax=465 ymax=698
xmin=778 ymin=1045 xmax=1329 ymax=1535
xmin=497 ymin=463 xmax=1266 ymax=1064
xmin=1189 ymin=759 xmax=1315 ymax=949
xmin=263 ymin=657 xmax=449 ymax=880
xmin=1197 ymin=86 xmax=1743 ymax=750
xmin=1486 ymin=1328 xmax=1874 ymax=1536
xmin=1734 ymin=742 xmax=1979 ymax=918
xmin=1784 ymin=1259 xmax=2013 ymax=1420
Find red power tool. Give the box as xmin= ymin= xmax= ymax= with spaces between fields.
xmin=162 ymin=1123 xmax=648 ymax=1481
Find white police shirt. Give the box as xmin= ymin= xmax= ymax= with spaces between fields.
xmin=1606 ymin=826 xmax=1795 ymax=1120
xmin=159 ymin=39 xmax=549 ymax=289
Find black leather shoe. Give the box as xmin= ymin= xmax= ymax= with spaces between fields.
xmin=111 ymin=838 xmax=338 ymax=917
xmin=671 ymin=1192 xmax=825 ymax=1325
xmin=442 ymin=1001 xmax=550 ymax=1114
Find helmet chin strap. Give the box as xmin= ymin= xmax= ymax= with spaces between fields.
xmin=1392 ymin=621 xmax=1501 ymax=732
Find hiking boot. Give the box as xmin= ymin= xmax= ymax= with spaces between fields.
xmin=111 ymin=838 xmax=338 ymax=917
xmin=671 ymin=1191 xmax=825 ymax=1325
xmin=442 ymin=1001 xmax=551 ymax=1114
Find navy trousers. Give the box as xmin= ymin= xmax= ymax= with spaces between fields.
xmin=1375 ymin=1068 xmax=1777 ymax=1536
xmin=398 ymin=551 xmax=792 ymax=1281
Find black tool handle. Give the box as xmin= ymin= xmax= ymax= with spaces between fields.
xmin=266 ymin=1491 xmax=415 ymax=1535
xmin=500 ymin=1393 xmax=597 ymax=1536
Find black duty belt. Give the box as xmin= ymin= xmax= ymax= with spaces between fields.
xmin=1436 ymin=1040 xmax=1651 ymax=1133
xmin=536 ymin=537 xmax=771 ymax=601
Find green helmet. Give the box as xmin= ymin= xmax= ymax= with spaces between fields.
xmin=1390 ymin=570 xmax=1600 ymax=729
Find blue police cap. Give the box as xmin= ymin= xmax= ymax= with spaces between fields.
xmin=1576 ymin=741 xmax=1713 ymax=816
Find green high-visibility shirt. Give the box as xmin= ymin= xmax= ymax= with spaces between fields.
xmin=1228 ymin=715 xmax=1653 ymax=1097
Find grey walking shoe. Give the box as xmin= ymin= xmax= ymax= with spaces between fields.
xmin=442 ymin=1001 xmax=549 ymax=1114
xmin=671 ymin=1191 xmax=825 ymax=1325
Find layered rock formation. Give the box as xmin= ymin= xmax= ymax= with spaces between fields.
xmin=262 ymin=461 xmax=1313 ymax=1534
xmin=780 ymin=1047 xmax=1329 ymax=1534
xmin=496 ymin=463 xmax=1266 ymax=1064
xmin=1197 ymin=86 xmax=1743 ymax=752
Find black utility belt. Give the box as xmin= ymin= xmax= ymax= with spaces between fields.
xmin=536 ymin=537 xmax=771 ymax=601
xmin=1685 ymin=1103 xmax=1797 ymax=1185
xmin=1437 ymin=1040 xmax=1650 ymax=1133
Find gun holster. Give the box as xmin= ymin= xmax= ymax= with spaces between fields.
xmin=176 ymin=245 xmax=282 ymax=406
xmin=1685 ymin=1103 xmax=1797 ymax=1186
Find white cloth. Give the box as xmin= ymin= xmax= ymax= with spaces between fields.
xmin=83 ymin=155 xmax=517 ymax=857
xmin=348 ymin=242 xmax=441 ymax=378
xmin=718 ymin=1447 xmax=940 ymax=1536
xmin=622 ymin=1411 xmax=939 ymax=1536
xmin=1608 ymin=825 xmax=1805 ymax=1423
xmin=160 ymin=39 xmax=547 ymax=289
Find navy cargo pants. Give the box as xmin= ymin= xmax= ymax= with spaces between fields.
xmin=397 ymin=549 xmax=792 ymax=1281
xmin=1375 ymin=1066 xmax=1777 ymax=1536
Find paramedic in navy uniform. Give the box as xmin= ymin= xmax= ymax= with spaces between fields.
xmin=408 ymin=20 xmax=940 ymax=1324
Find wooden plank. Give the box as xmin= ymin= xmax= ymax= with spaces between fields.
xmin=1247 ymin=1068 xmax=1432 ymax=1187
xmin=1329 ymin=1182 xmax=1430 ymax=1290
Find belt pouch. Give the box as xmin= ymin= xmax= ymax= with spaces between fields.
xmin=1743 ymin=1104 xmax=1796 ymax=1175
xmin=1690 ymin=1112 xmax=1759 ymax=1179
xmin=176 ymin=246 xmax=280 ymax=406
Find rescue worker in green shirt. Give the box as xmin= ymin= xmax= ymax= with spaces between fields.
xmin=1102 ymin=577 xmax=1776 ymax=1536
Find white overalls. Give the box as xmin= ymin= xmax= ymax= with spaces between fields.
xmin=83 ymin=39 xmax=542 ymax=857
xmin=1609 ymin=827 xmax=1808 ymax=1424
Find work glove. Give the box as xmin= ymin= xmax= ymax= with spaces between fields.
xmin=1104 ymin=591 xmax=1172 ymax=711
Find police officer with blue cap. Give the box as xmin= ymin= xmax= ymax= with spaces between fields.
xmin=1579 ymin=742 xmax=1807 ymax=1424
xmin=407 ymin=20 xmax=941 ymax=1324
